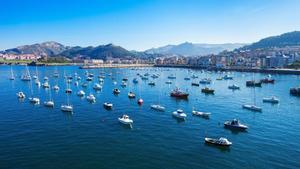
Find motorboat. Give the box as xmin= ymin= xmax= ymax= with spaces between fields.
xmin=61 ymin=105 xmax=73 ymax=112
xmin=137 ymin=98 xmax=144 ymax=105
xmin=191 ymin=82 xmax=199 ymax=86
xmin=133 ymin=78 xmax=139 ymax=84
xmin=228 ymin=84 xmax=240 ymax=90
xmin=184 ymin=77 xmax=191 ymax=80
xmin=150 ymin=104 xmax=165 ymax=111
xmin=216 ymin=77 xmax=223 ymax=80
xmin=260 ymin=78 xmax=275 ymax=84
xmin=224 ymin=119 xmax=248 ymax=130
xmin=223 ymin=75 xmax=233 ymax=80
xmin=65 ymin=88 xmax=72 ymax=94
xmin=44 ymin=76 xmax=49 ymax=81
xmin=53 ymin=85 xmax=59 ymax=91
xmin=205 ymin=137 xmax=232 ymax=146
xmin=128 ymin=92 xmax=136 ymax=98
xmin=86 ymin=77 xmax=93 ymax=81
xmin=113 ymin=88 xmax=120 ymax=94
xmin=121 ymin=81 xmax=127 ymax=87
xmin=170 ymin=88 xmax=189 ymax=99
xmin=263 ymin=96 xmax=279 ymax=103
xmin=242 ymin=104 xmax=262 ymax=112
xmin=165 ymin=81 xmax=172 ymax=84
xmin=167 ymin=75 xmax=176 ymax=79
xmin=103 ymin=102 xmax=113 ymax=109
xmin=141 ymin=76 xmax=149 ymax=80
xmin=99 ymin=78 xmax=104 ymax=83
xmin=77 ymin=76 xmax=81 ymax=80
xmin=35 ymin=80 xmax=41 ymax=87
xmin=86 ymin=94 xmax=96 ymax=102
xmin=192 ymin=110 xmax=210 ymax=118
xmin=201 ymin=87 xmax=214 ymax=94
xmin=42 ymin=82 xmax=50 ymax=88
xmin=29 ymin=97 xmax=40 ymax=104
xmin=118 ymin=115 xmax=133 ymax=125
xmin=74 ymin=81 xmax=79 ymax=86
xmin=81 ymin=82 xmax=88 ymax=88
xmin=191 ymin=74 xmax=198 ymax=79
xmin=93 ymin=83 xmax=102 ymax=90
xmin=246 ymin=81 xmax=262 ymax=87
xmin=67 ymin=79 xmax=72 ymax=83
xmin=148 ymin=81 xmax=155 ymax=86
xmin=44 ymin=100 xmax=54 ymax=107
xmin=17 ymin=92 xmax=26 ymax=99
xmin=122 ymin=78 xmax=128 ymax=81
xmin=172 ymin=109 xmax=187 ymax=119
xmin=77 ymin=90 xmax=85 ymax=97
xmin=290 ymin=87 xmax=300 ymax=96
xmin=199 ymin=78 xmax=211 ymax=84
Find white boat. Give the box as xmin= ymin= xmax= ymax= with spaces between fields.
xmin=74 ymin=81 xmax=79 ymax=86
xmin=61 ymin=105 xmax=73 ymax=112
xmin=113 ymin=88 xmax=121 ymax=94
xmin=172 ymin=109 xmax=187 ymax=119
xmin=228 ymin=84 xmax=240 ymax=90
xmin=42 ymin=82 xmax=50 ymax=88
xmin=77 ymin=90 xmax=85 ymax=97
xmin=86 ymin=77 xmax=93 ymax=81
xmin=205 ymin=137 xmax=232 ymax=146
xmin=9 ymin=66 xmax=15 ymax=80
xmin=33 ymin=75 xmax=38 ymax=79
xmin=67 ymin=79 xmax=72 ymax=83
xmin=35 ymin=80 xmax=41 ymax=87
xmin=99 ymin=78 xmax=104 ymax=83
xmin=44 ymin=100 xmax=54 ymax=107
xmin=118 ymin=115 xmax=133 ymax=125
xmin=103 ymin=102 xmax=113 ymax=109
xmin=121 ymin=81 xmax=127 ymax=87
xmin=44 ymin=76 xmax=49 ymax=81
xmin=223 ymin=75 xmax=233 ymax=80
xmin=192 ymin=110 xmax=211 ymax=118
xmin=150 ymin=104 xmax=165 ymax=111
xmin=53 ymin=85 xmax=59 ymax=91
xmin=21 ymin=66 xmax=31 ymax=81
xmin=93 ymin=83 xmax=102 ymax=90
xmin=16 ymin=92 xmax=26 ymax=99
xmin=29 ymin=97 xmax=40 ymax=104
xmin=86 ymin=94 xmax=96 ymax=102
xmin=263 ymin=96 xmax=279 ymax=104
xmin=81 ymin=82 xmax=88 ymax=87
xmin=242 ymin=104 xmax=262 ymax=112
xmin=128 ymin=92 xmax=136 ymax=98
xmin=77 ymin=76 xmax=81 ymax=80
xmin=224 ymin=119 xmax=248 ymax=130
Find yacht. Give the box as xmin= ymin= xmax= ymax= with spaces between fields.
xmin=113 ymin=88 xmax=121 ymax=94
xmin=172 ymin=109 xmax=187 ymax=119
xmin=103 ymin=102 xmax=113 ymax=109
xmin=93 ymin=83 xmax=102 ymax=90
xmin=128 ymin=92 xmax=136 ymax=98
xmin=77 ymin=90 xmax=85 ymax=97
xmin=170 ymin=88 xmax=189 ymax=99
xmin=29 ymin=97 xmax=40 ymax=104
xmin=242 ymin=104 xmax=262 ymax=112
xmin=192 ymin=110 xmax=211 ymax=118
xmin=263 ymin=96 xmax=279 ymax=104
xmin=16 ymin=92 xmax=26 ymax=99
xmin=44 ymin=76 xmax=49 ymax=81
xmin=9 ymin=66 xmax=15 ymax=80
xmin=61 ymin=105 xmax=73 ymax=112
xmin=224 ymin=119 xmax=248 ymax=130
xmin=205 ymin=137 xmax=232 ymax=146
xmin=77 ymin=76 xmax=81 ymax=81
xmin=150 ymin=104 xmax=165 ymax=111
xmin=44 ymin=100 xmax=54 ymax=107
xmin=228 ymin=84 xmax=240 ymax=90
xmin=260 ymin=78 xmax=275 ymax=84
xmin=86 ymin=94 xmax=96 ymax=102
xmin=118 ymin=115 xmax=133 ymax=125
xmin=99 ymin=78 xmax=104 ymax=83
xmin=21 ymin=65 xmax=31 ymax=81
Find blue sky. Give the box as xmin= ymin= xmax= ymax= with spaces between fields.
xmin=1 ymin=0 xmax=300 ymax=51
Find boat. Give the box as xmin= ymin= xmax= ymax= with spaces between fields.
xmin=74 ymin=81 xmax=79 ymax=86
xmin=165 ymin=81 xmax=172 ymax=84
xmin=216 ymin=77 xmax=223 ymax=80
xmin=81 ymin=82 xmax=88 ymax=88
xmin=103 ymin=102 xmax=113 ymax=109
xmin=113 ymin=88 xmax=121 ymax=94
xmin=33 ymin=75 xmax=38 ymax=79
xmin=242 ymin=104 xmax=262 ymax=112
xmin=148 ymin=81 xmax=155 ymax=86
xmin=86 ymin=94 xmax=96 ymax=102
xmin=44 ymin=100 xmax=54 ymax=107
xmin=172 ymin=109 xmax=187 ymax=119
xmin=65 ymin=88 xmax=72 ymax=94
xmin=44 ymin=76 xmax=49 ymax=81
xmin=263 ymin=96 xmax=279 ymax=103
xmin=122 ymin=78 xmax=128 ymax=81
xmin=246 ymin=80 xmax=262 ymax=87
xmin=224 ymin=119 xmax=248 ymax=130
xmin=61 ymin=105 xmax=73 ymax=112
xmin=133 ymin=78 xmax=139 ymax=84
xmin=260 ymin=78 xmax=275 ymax=84
xmin=223 ymin=75 xmax=233 ymax=80
xmin=42 ymin=82 xmax=50 ymax=88
xmin=170 ymin=88 xmax=189 ymax=99
xmin=128 ymin=92 xmax=136 ymax=98
xmin=201 ymin=87 xmax=214 ymax=94
xmin=290 ymin=87 xmax=300 ymax=96
xmin=191 ymin=82 xmax=199 ymax=86
xmin=16 ymin=92 xmax=26 ymax=99
xmin=29 ymin=97 xmax=40 ymax=104
xmin=35 ymin=80 xmax=41 ymax=87
xmin=99 ymin=78 xmax=104 ymax=83
xmin=150 ymin=104 xmax=165 ymax=111
xmin=191 ymin=74 xmax=198 ymax=79
xmin=228 ymin=84 xmax=240 ymax=90
xmin=184 ymin=77 xmax=191 ymax=80
xmin=77 ymin=90 xmax=85 ymax=97
xmin=121 ymin=81 xmax=127 ymax=87
xmin=53 ymin=85 xmax=59 ymax=91
xmin=205 ymin=137 xmax=232 ymax=146
xmin=93 ymin=83 xmax=102 ymax=90
xmin=151 ymin=74 xmax=159 ymax=78
xmin=199 ymin=78 xmax=211 ymax=84
xmin=86 ymin=77 xmax=93 ymax=81
xmin=118 ymin=115 xmax=133 ymax=125
xmin=137 ymin=98 xmax=144 ymax=105
xmin=192 ymin=110 xmax=210 ymax=118
xmin=77 ymin=76 xmax=81 ymax=81
xmin=67 ymin=79 xmax=72 ymax=83
xmin=21 ymin=65 xmax=31 ymax=81
xmin=9 ymin=66 xmax=15 ymax=80
xmin=167 ymin=75 xmax=176 ymax=79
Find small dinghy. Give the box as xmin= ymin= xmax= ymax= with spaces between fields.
xmin=93 ymin=83 xmax=102 ymax=90
xmin=29 ymin=97 xmax=40 ymax=104
xmin=128 ymin=92 xmax=136 ymax=98
xmin=113 ymin=88 xmax=121 ymax=94
xmin=17 ymin=92 xmax=26 ymax=99
xmin=77 ymin=90 xmax=85 ymax=97
xmin=103 ymin=102 xmax=113 ymax=109
xmin=53 ymin=85 xmax=59 ymax=91
xmin=205 ymin=137 xmax=232 ymax=146
xmin=118 ymin=115 xmax=133 ymax=125
xmin=150 ymin=104 xmax=165 ymax=111
xmin=44 ymin=101 xmax=54 ymax=107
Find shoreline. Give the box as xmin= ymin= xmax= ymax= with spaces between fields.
xmin=154 ymin=64 xmax=300 ymax=75
xmin=79 ymin=64 xmax=154 ymax=69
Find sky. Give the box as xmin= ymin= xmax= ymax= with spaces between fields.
xmin=1 ymin=0 xmax=300 ymax=51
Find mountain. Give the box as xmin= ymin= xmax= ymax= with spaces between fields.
xmin=3 ymin=41 xmax=68 ymax=56
xmin=59 ymin=44 xmax=139 ymax=60
xmin=242 ymin=31 xmax=300 ymax=50
xmin=145 ymin=42 xmax=246 ymax=56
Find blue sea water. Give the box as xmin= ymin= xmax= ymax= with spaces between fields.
xmin=0 ymin=65 xmax=300 ymax=169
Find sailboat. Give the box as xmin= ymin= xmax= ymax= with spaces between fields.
xmin=243 ymin=73 xmax=262 ymax=112
xmin=53 ymin=66 xmax=59 ymax=77
xmin=44 ymin=84 xmax=54 ymax=107
xmin=61 ymin=80 xmax=73 ymax=112
xmin=151 ymin=76 xmax=165 ymax=111
xmin=21 ymin=65 xmax=31 ymax=81
xmin=9 ymin=65 xmax=15 ymax=80
xmin=28 ymin=70 xmax=40 ymax=104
